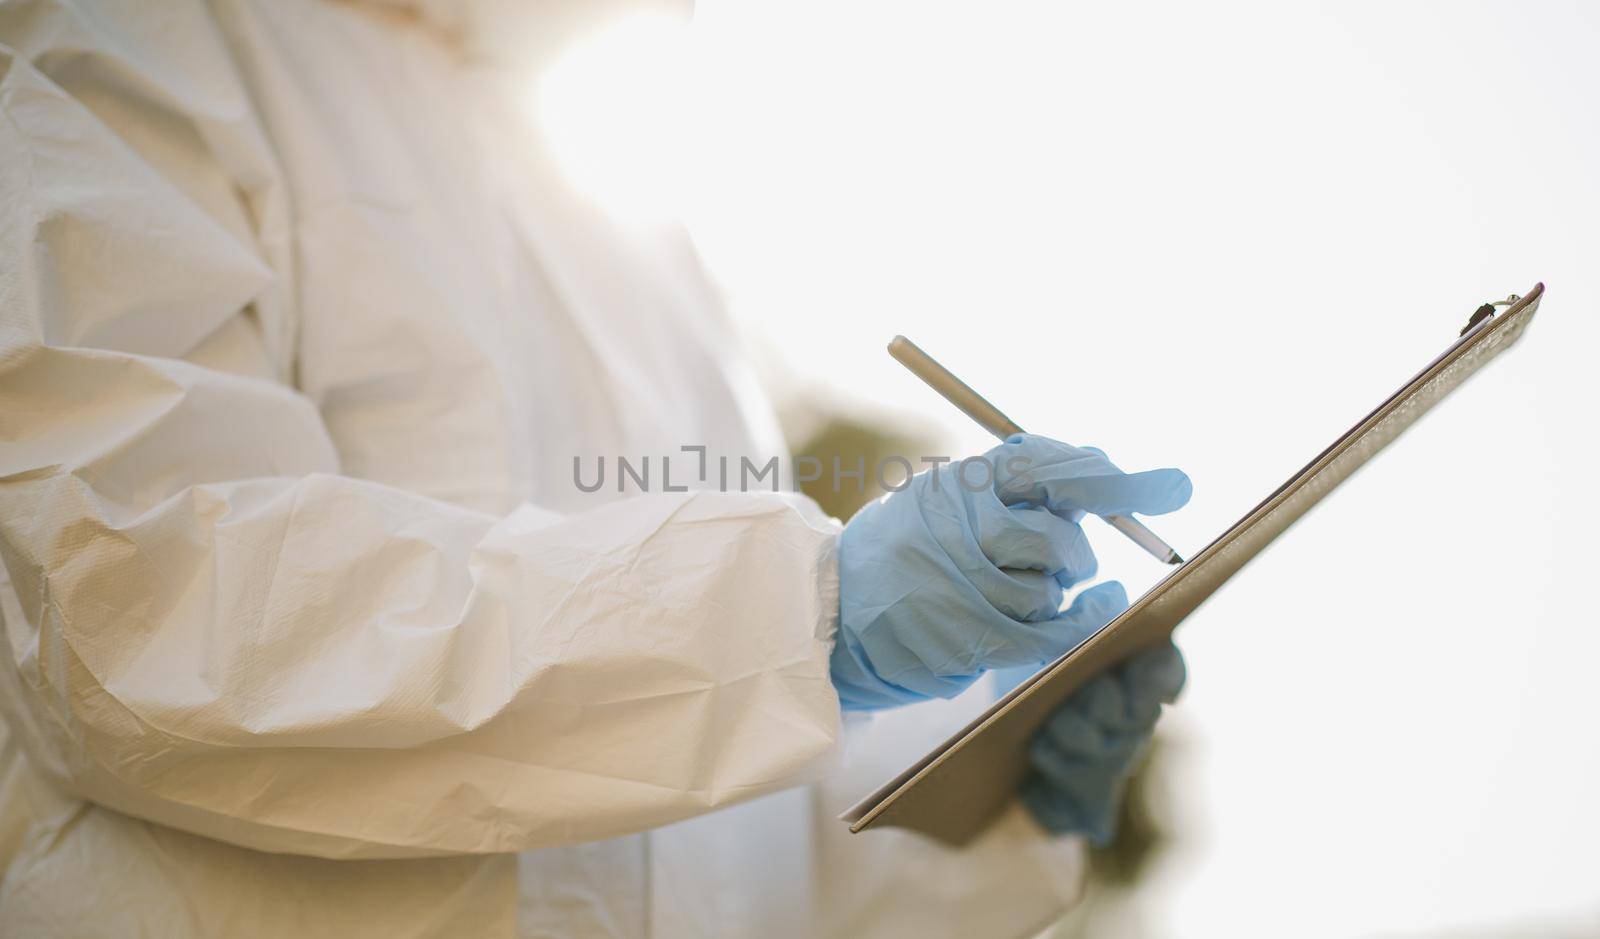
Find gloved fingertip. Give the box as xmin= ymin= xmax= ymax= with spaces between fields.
xmin=1125 ymin=641 xmax=1186 ymax=703
xmin=1156 ymin=645 xmax=1188 ymax=702
xmin=1125 ymin=467 xmax=1194 ymax=516
xmin=1075 ymin=580 xmax=1130 ymax=617
xmin=1035 ymin=583 xmax=1126 ymax=660
xmin=1168 ymin=470 xmax=1195 ymax=509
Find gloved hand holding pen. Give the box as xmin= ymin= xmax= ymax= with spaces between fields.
xmin=831 ymin=433 xmax=1191 ymax=840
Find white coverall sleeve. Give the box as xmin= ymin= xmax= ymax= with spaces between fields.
xmin=0 ymin=44 xmax=841 ymax=860
xmin=814 ymin=687 xmax=1087 ymax=939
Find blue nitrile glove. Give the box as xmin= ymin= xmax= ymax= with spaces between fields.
xmin=1020 ymin=641 xmax=1186 ymax=844
xmin=830 ymin=434 xmax=1191 ymax=710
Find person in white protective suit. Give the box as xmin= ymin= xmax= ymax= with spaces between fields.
xmin=0 ymin=1 xmax=1192 ymax=936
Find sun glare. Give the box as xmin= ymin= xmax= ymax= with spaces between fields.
xmin=532 ymin=14 xmax=699 ymax=221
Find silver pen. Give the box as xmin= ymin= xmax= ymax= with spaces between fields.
xmin=888 ymin=335 xmax=1184 ymax=565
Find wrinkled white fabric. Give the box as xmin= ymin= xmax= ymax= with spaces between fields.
xmin=0 ymin=0 xmax=1084 ymax=934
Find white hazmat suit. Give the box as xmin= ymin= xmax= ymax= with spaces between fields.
xmin=0 ymin=0 xmax=1086 ymax=935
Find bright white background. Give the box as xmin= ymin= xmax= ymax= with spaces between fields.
xmin=537 ymin=2 xmax=1600 ymax=935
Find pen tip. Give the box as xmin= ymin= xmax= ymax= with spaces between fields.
xmin=1167 ymin=552 xmax=1185 ymax=565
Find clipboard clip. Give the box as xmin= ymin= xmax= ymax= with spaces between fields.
xmin=1460 ymin=294 xmax=1521 ymax=336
